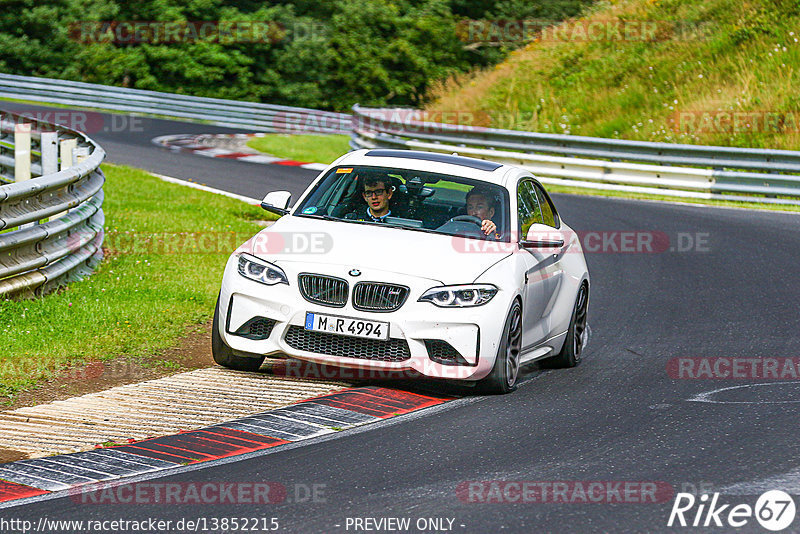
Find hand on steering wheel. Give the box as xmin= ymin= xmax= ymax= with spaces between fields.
xmin=451 ymin=215 xmax=496 ymax=236
xmin=451 ymin=215 xmax=483 ymax=227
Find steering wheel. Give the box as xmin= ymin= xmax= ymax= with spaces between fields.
xmin=450 ymin=215 xmax=483 ymax=228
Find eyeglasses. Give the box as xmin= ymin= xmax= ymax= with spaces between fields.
xmin=363 ymin=188 xmax=387 ymax=198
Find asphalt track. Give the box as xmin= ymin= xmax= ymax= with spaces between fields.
xmin=5 ymin=103 xmax=800 ymax=533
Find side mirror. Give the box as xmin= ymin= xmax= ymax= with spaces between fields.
xmin=521 ymin=223 xmax=564 ymax=249
xmin=261 ymin=191 xmax=292 ymax=216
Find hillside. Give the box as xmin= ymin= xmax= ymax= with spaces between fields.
xmin=427 ymin=0 xmax=800 ymax=149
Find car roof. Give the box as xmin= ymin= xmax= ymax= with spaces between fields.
xmin=364 ymin=149 xmax=502 ymax=171
xmin=333 ymin=149 xmax=515 ymax=186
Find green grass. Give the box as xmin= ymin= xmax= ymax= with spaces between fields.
xmin=247 ymin=134 xmax=351 ymax=164
xmin=429 ymin=0 xmax=800 ymax=150
xmin=0 ymin=164 xmax=274 ymax=402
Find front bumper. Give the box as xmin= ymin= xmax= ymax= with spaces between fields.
xmin=218 ymin=256 xmax=511 ymax=381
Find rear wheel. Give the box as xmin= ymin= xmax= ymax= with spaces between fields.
xmin=211 ymin=297 xmax=265 ymax=372
xmin=541 ymin=283 xmax=588 ymax=369
xmin=479 ymin=300 xmax=523 ymax=394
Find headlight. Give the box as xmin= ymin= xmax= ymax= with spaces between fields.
xmin=418 ymin=284 xmax=498 ymax=307
xmin=237 ymin=253 xmax=289 ymax=286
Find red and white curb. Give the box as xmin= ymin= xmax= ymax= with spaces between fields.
xmin=152 ymin=133 xmax=328 ymax=171
xmin=0 ymin=386 xmax=453 ymax=505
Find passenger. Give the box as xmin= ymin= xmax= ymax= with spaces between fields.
xmin=465 ymin=186 xmax=498 ymax=236
xmin=347 ymin=176 xmax=396 ymax=222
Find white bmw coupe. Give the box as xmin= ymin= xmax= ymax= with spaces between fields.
xmin=213 ymin=149 xmax=589 ymax=393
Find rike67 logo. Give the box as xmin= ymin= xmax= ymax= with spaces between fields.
xmin=668 ymin=490 xmax=796 ymax=531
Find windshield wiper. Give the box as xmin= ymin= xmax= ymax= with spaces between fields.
xmin=298 ymin=214 xmax=464 ymax=237
xmin=297 ymin=213 xmax=375 ymax=227
xmin=296 ymin=213 xmax=338 ymax=221
xmin=380 ymin=224 xmax=442 ymax=236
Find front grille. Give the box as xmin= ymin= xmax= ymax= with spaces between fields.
xmin=284 ymin=326 xmax=410 ymax=362
xmin=425 ymin=339 xmax=470 ymax=366
xmin=352 ymin=282 xmax=409 ymax=312
xmin=298 ymin=274 xmax=348 ymax=308
xmin=233 ymin=317 xmax=276 ymax=340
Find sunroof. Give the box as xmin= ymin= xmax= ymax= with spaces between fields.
xmin=364 ymin=149 xmax=503 ymax=171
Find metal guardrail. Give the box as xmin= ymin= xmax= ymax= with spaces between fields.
xmin=0 ymin=109 xmax=105 ymax=298
xmin=351 ymin=106 xmax=800 ymax=206
xmin=0 ymin=73 xmax=352 ymax=135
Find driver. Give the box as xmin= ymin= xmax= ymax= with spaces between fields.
xmin=346 ymin=176 xmax=396 ymax=222
xmin=465 ymin=186 xmax=498 ymax=236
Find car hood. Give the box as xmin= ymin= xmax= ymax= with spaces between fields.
xmin=236 ymin=215 xmax=513 ymax=285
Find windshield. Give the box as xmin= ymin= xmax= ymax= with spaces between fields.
xmin=294 ymin=165 xmax=510 ymax=242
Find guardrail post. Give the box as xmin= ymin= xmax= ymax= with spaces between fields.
xmin=14 ymin=123 xmax=31 ymax=182
xmin=73 ymin=146 xmax=90 ymax=164
xmin=39 ymin=132 xmax=60 ymax=222
xmin=51 ymin=139 xmax=79 ymax=220
xmin=40 ymin=132 xmax=59 ymax=175
xmin=64 ymin=147 xmax=90 ymax=217
xmin=14 ymin=123 xmax=34 ymax=228
xmin=70 ymin=147 xmax=91 ymax=219
xmin=60 ymin=138 xmax=77 ymax=170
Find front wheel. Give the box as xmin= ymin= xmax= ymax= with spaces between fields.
xmin=211 ymin=297 xmax=265 ymax=372
xmin=541 ymin=283 xmax=588 ymax=369
xmin=478 ymin=300 xmax=523 ymax=394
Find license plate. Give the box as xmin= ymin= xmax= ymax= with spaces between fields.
xmin=304 ymin=312 xmax=389 ymax=341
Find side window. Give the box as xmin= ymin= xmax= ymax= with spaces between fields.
xmin=533 ymin=183 xmax=558 ymax=228
xmin=517 ymin=180 xmax=542 ymax=239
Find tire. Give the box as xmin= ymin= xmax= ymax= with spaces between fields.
xmin=211 ymin=297 xmax=265 ymax=372
xmin=478 ymin=300 xmax=523 ymax=394
xmin=541 ymin=283 xmax=588 ymax=369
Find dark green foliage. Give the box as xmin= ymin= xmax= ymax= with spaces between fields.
xmin=0 ymin=0 xmax=595 ymax=110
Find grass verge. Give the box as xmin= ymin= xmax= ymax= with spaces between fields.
xmin=247 ymin=134 xmax=350 ymax=164
xmin=0 ymin=164 xmax=274 ymax=403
